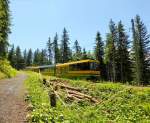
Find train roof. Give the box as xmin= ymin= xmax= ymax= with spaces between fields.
xmin=56 ymin=59 xmax=99 ymax=67
xmin=26 ymin=65 xmax=55 ymax=69
xmin=26 ymin=59 xmax=99 ymax=69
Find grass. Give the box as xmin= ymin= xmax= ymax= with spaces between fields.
xmin=0 ymin=59 xmax=17 ymax=79
xmin=25 ymin=73 xmax=150 ymax=123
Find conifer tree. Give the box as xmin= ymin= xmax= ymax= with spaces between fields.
xmin=53 ymin=33 xmax=60 ymax=64
xmin=40 ymin=49 xmax=48 ymax=65
xmin=94 ymin=32 xmax=106 ymax=80
xmin=26 ymin=49 xmax=33 ymax=66
xmin=73 ymin=40 xmax=82 ymax=60
xmin=60 ymin=28 xmax=70 ymax=63
xmin=23 ymin=49 xmax=27 ymax=67
xmin=105 ymin=20 xmax=118 ymax=82
xmin=0 ymin=0 xmax=10 ymax=59
xmin=117 ymin=21 xmax=132 ymax=82
xmin=82 ymin=48 xmax=88 ymax=59
xmin=33 ymin=49 xmax=40 ymax=65
xmin=47 ymin=37 xmax=53 ymax=64
xmin=131 ymin=15 xmax=150 ymax=85
xmin=15 ymin=46 xmax=25 ymax=70
xmin=8 ymin=44 xmax=16 ymax=68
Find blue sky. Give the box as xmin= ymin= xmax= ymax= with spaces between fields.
xmin=9 ymin=0 xmax=150 ymax=51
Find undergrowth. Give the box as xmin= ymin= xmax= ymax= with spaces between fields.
xmin=0 ymin=59 xmax=17 ymax=79
xmin=25 ymin=73 xmax=150 ymax=123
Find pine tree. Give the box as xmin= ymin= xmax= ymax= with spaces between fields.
xmin=40 ymin=49 xmax=48 ymax=65
xmin=15 ymin=46 xmax=25 ymax=70
xmin=131 ymin=15 xmax=150 ymax=85
xmin=33 ymin=49 xmax=40 ymax=65
xmin=60 ymin=28 xmax=70 ymax=63
xmin=0 ymin=0 xmax=10 ymax=59
xmin=26 ymin=49 xmax=33 ymax=66
xmin=82 ymin=48 xmax=88 ymax=59
xmin=94 ymin=32 xmax=106 ymax=80
xmin=105 ymin=20 xmax=118 ymax=82
xmin=73 ymin=40 xmax=82 ymax=60
xmin=47 ymin=37 xmax=53 ymax=64
xmin=23 ymin=49 xmax=27 ymax=67
xmin=117 ymin=21 xmax=132 ymax=82
xmin=8 ymin=44 xmax=16 ymax=68
xmin=53 ymin=33 xmax=60 ymax=64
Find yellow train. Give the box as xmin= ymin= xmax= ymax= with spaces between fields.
xmin=26 ymin=59 xmax=100 ymax=80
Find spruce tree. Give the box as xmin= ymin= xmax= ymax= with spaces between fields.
xmin=82 ymin=48 xmax=88 ymax=59
xmin=23 ymin=49 xmax=27 ymax=67
xmin=73 ymin=40 xmax=82 ymax=60
xmin=33 ymin=49 xmax=40 ymax=65
xmin=60 ymin=28 xmax=70 ymax=63
xmin=116 ymin=21 xmax=132 ymax=82
xmin=0 ymin=0 xmax=10 ymax=59
xmin=47 ymin=37 xmax=53 ymax=64
xmin=94 ymin=32 xmax=106 ymax=80
xmin=53 ymin=33 xmax=60 ymax=64
xmin=15 ymin=46 xmax=25 ymax=70
xmin=8 ymin=44 xmax=16 ymax=68
xmin=40 ymin=49 xmax=48 ymax=65
xmin=105 ymin=20 xmax=118 ymax=82
xmin=26 ymin=49 xmax=33 ymax=66
xmin=131 ymin=15 xmax=150 ymax=85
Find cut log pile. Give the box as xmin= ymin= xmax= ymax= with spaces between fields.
xmin=44 ymin=78 xmax=100 ymax=104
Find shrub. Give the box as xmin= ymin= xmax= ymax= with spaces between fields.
xmin=0 ymin=59 xmax=17 ymax=78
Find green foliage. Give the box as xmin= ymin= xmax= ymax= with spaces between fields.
xmin=53 ymin=33 xmax=60 ymax=64
xmin=0 ymin=59 xmax=17 ymax=78
xmin=104 ymin=20 xmax=118 ymax=82
xmin=60 ymin=28 xmax=71 ymax=63
xmin=15 ymin=46 xmax=26 ymax=70
xmin=8 ymin=44 xmax=16 ymax=68
xmin=131 ymin=15 xmax=150 ymax=85
xmin=94 ymin=32 xmax=106 ymax=80
xmin=72 ymin=40 xmax=82 ymax=61
xmin=25 ymin=73 xmax=150 ymax=122
xmin=82 ymin=48 xmax=88 ymax=60
xmin=0 ymin=0 xmax=10 ymax=58
xmin=26 ymin=49 xmax=33 ymax=66
xmin=0 ymin=71 xmax=6 ymax=79
xmin=47 ymin=37 xmax=53 ymax=64
xmin=116 ymin=21 xmax=132 ymax=82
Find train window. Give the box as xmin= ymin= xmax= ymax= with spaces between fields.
xmin=69 ymin=62 xmax=90 ymax=71
xmin=90 ymin=62 xmax=99 ymax=70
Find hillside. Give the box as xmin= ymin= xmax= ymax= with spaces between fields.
xmin=25 ymin=72 xmax=150 ymax=123
xmin=0 ymin=60 xmax=17 ymax=79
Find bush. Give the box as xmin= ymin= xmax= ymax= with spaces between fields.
xmin=0 ymin=59 xmax=17 ymax=78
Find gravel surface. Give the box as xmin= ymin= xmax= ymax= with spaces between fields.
xmin=0 ymin=73 xmax=27 ymax=123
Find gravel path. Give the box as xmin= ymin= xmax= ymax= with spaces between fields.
xmin=0 ymin=73 xmax=27 ymax=123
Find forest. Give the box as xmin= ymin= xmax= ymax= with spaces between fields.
xmin=0 ymin=0 xmax=150 ymax=122
xmin=6 ymin=17 xmax=150 ymax=85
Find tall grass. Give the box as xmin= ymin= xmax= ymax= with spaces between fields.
xmin=25 ymin=73 xmax=150 ymax=122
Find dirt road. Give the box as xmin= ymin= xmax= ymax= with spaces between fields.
xmin=0 ymin=73 xmax=27 ymax=123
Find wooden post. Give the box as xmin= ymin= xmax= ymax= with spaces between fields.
xmin=49 ymin=91 xmax=56 ymax=107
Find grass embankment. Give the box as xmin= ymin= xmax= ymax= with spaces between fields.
xmin=25 ymin=73 xmax=150 ymax=123
xmin=0 ymin=60 xmax=17 ymax=79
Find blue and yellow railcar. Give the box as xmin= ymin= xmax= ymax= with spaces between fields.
xmin=26 ymin=59 xmax=100 ymax=79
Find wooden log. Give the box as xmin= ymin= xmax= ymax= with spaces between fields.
xmin=68 ymin=90 xmax=100 ymax=103
xmin=57 ymin=84 xmax=82 ymax=92
xmin=67 ymin=95 xmax=82 ymax=101
xmin=48 ymin=91 xmax=56 ymax=107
